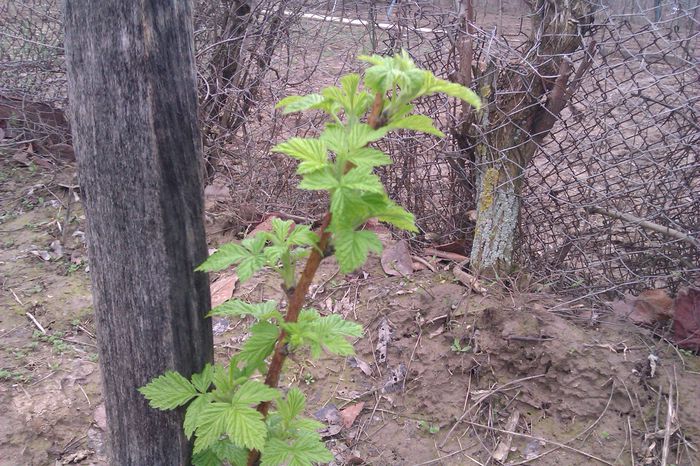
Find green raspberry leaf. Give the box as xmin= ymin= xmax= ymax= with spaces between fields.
xmin=272 ymin=138 xmax=329 ymax=175
xmin=191 ymin=448 xmax=221 ymax=466
xmin=261 ymin=433 xmax=334 ymax=466
xmin=210 ymin=440 xmax=248 ymax=466
xmin=196 ymin=243 xmax=248 ymax=272
xmin=184 ymin=394 xmax=211 ymax=439
xmin=419 ymin=73 xmax=481 ymax=109
xmin=276 ymin=94 xmax=325 ymax=113
xmin=233 ymin=379 xmax=279 ymax=405
xmin=236 ymin=254 xmax=267 ymax=283
xmin=270 ymin=218 xmax=294 ymax=242
xmin=287 ymin=224 xmax=319 ymax=247
xmin=138 ymin=371 xmax=197 ymax=410
xmin=333 ymin=228 xmax=383 ymax=273
xmin=387 ymin=114 xmax=444 ymax=137
xmin=208 ymin=299 xmax=281 ymax=321
xmin=195 ymin=399 xmax=269 ymax=453
xmin=298 ymin=167 xmax=338 ymax=191
xmin=347 ymin=147 xmax=391 ymax=169
xmin=191 ymin=364 xmax=214 ymax=393
xmin=284 ymin=309 xmax=363 ymax=358
xmin=238 ymin=322 xmax=280 ymax=365
xmin=376 ymin=201 xmax=418 ymax=232
xmin=277 ymin=387 xmax=306 ymax=423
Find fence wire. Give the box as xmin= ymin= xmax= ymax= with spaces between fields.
xmin=1 ymin=0 xmax=698 ymax=301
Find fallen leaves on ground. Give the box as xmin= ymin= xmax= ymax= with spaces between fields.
xmin=610 ymin=289 xmax=674 ymax=325
xmin=348 ymin=356 xmax=373 ymax=376
xmin=340 ymin=402 xmax=365 ymax=428
xmin=210 ymin=274 xmax=238 ymax=307
xmin=672 ymin=287 xmax=700 ymax=352
xmin=380 ymin=240 xmax=413 ymax=277
xmin=375 ymin=318 xmax=392 ymax=366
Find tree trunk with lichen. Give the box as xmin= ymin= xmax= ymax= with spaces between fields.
xmin=458 ymin=0 xmax=594 ymax=276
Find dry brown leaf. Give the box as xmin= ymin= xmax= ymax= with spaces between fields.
xmin=453 ymin=267 xmax=487 ymax=294
xmin=340 ymin=402 xmax=365 ymax=428
xmin=492 ymin=410 xmax=520 ymax=462
xmin=348 ymin=356 xmax=373 ymax=376
xmin=210 ymin=274 xmax=238 ymax=307
xmin=11 ymin=150 xmax=31 ymax=166
xmin=375 ymin=318 xmax=392 ymax=366
xmin=673 ymin=287 xmax=700 ymax=352
xmin=380 ymin=240 xmax=413 ymax=277
xmin=610 ymin=289 xmax=674 ymax=326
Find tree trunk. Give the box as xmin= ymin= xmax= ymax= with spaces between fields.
xmin=459 ymin=0 xmax=593 ymax=275
xmin=64 ymin=1 xmax=213 ymax=464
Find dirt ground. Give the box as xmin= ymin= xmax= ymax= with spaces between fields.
xmin=1 ymin=153 xmax=699 ymax=466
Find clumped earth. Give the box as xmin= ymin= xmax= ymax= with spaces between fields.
xmin=1 ymin=154 xmax=698 ymax=466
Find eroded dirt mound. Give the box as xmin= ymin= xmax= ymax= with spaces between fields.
xmin=286 ymin=273 xmax=700 ymax=466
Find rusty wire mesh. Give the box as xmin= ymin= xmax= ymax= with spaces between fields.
xmin=1 ymin=0 xmax=698 ymax=301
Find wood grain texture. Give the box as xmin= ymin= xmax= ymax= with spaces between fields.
xmin=64 ymin=1 xmax=213 ymax=464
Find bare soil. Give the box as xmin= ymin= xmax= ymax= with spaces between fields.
xmin=1 ymin=153 xmax=698 ymax=465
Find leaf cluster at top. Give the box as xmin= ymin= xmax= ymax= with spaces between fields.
xmin=273 ymin=50 xmax=479 ymax=273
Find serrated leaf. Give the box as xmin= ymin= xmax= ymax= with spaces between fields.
xmin=261 ymin=434 xmax=334 ymax=466
xmin=139 ymin=371 xmax=197 ymax=410
xmin=225 ymin=405 xmax=269 ymax=451
xmin=232 ymin=379 xmax=280 ymax=405
xmin=387 ymin=114 xmax=444 ymax=137
xmin=278 ymin=387 xmax=306 ymax=423
xmin=193 ymin=402 xmax=229 ymax=453
xmin=376 ymin=201 xmax=418 ymax=232
xmin=238 ymin=322 xmax=280 ymax=365
xmin=211 ymin=363 xmax=234 ymax=394
xmin=341 ymin=167 xmax=384 ymax=192
xmin=291 ymin=417 xmax=326 ymax=432
xmin=195 ymin=400 xmax=269 ymax=453
xmin=285 ymin=309 xmax=363 ymax=358
xmin=270 ymin=218 xmax=294 ymax=242
xmin=236 ymin=254 xmax=266 ymax=283
xmin=276 ymin=94 xmax=325 ymax=113
xmin=241 ymin=233 xmax=268 ymax=253
xmin=340 ymin=73 xmax=374 ymax=117
xmin=263 ymin=244 xmax=287 ymax=265
xmin=287 ymin=225 xmax=319 ymax=247
xmin=210 ymin=440 xmax=248 ymax=466
xmin=191 ymin=364 xmax=214 ymax=393
xmin=197 ymin=243 xmax=248 ymax=272
xmin=333 ymin=228 xmax=383 ymax=273
xmin=298 ymin=167 xmax=338 ymax=191
xmin=330 ymin=169 xmax=385 ymax=219
xmin=209 ymin=299 xmax=281 ymax=321
xmin=184 ymin=394 xmax=211 ymax=439
xmin=272 ymin=138 xmax=329 ymax=175
xmin=420 ymin=73 xmax=481 ymax=109
xmin=192 ymin=448 xmax=221 ymax=466
xmin=347 ymin=147 xmax=391 ymax=169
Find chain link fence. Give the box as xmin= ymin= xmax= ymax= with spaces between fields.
xmin=1 ymin=0 xmax=698 ymax=301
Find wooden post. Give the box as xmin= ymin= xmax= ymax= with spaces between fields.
xmin=64 ymin=1 xmax=213 ymax=464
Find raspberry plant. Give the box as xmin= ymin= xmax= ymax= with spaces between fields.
xmin=139 ymin=51 xmax=479 ymax=466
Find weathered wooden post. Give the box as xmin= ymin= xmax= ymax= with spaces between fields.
xmin=64 ymin=1 xmax=213 ymax=464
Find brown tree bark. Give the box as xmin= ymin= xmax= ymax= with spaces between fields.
xmin=458 ymin=0 xmax=594 ymax=276
xmin=64 ymin=1 xmax=213 ymax=464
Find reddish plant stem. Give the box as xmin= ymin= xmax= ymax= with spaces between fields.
xmin=247 ymin=95 xmax=384 ymax=466
xmin=259 ymin=211 xmax=332 ymax=412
